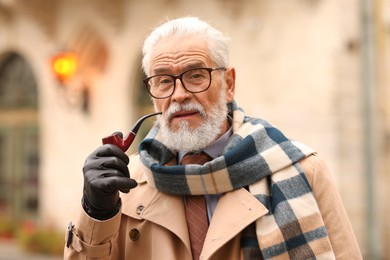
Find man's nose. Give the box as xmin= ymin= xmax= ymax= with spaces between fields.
xmin=171 ymin=78 xmax=191 ymax=102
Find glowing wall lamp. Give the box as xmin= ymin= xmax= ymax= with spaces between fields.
xmin=50 ymin=51 xmax=90 ymax=113
xmin=51 ymin=52 xmax=78 ymax=82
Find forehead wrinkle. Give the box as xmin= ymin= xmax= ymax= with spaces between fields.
xmin=153 ymin=61 xmax=208 ymax=75
xmin=151 ymin=50 xmax=211 ymax=74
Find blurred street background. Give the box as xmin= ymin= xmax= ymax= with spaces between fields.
xmin=0 ymin=0 xmax=389 ymax=258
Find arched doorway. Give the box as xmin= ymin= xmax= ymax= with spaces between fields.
xmin=0 ymin=52 xmax=39 ymax=220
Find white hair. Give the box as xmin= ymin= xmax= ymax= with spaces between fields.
xmin=142 ymin=17 xmax=230 ymax=76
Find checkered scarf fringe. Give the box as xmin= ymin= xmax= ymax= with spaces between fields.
xmin=139 ymin=101 xmax=335 ymax=259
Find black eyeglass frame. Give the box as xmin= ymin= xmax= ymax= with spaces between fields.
xmin=143 ymin=67 xmax=226 ymax=99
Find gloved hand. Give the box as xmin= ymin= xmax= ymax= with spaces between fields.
xmin=82 ymin=134 xmax=137 ymax=220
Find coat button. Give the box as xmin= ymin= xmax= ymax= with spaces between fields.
xmin=136 ymin=205 xmax=144 ymax=215
xmin=129 ymin=228 xmax=140 ymax=241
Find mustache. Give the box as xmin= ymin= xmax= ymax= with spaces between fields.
xmin=164 ymin=102 xmax=206 ymax=120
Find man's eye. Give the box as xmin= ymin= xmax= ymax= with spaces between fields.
xmin=159 ymin=77 xmax=173 ymax=85
xmin=190 ymin=73 xmax=203 ymax=79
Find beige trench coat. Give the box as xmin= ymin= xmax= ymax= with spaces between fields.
xmin=64 ymin=154 xmax=362 ymax=259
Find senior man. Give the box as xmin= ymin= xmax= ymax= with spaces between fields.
xmin=64 ymin=17 xmax=362 ymax=259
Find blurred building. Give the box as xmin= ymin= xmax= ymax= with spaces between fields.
xmin=0 ymin=0 xmax=389 ymax=258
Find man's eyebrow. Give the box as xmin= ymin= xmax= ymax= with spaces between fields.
xmin=152 ymin=67 xmax=170 ymax=75
xmin=152 ymin=62 xmax=207 ymax=75
xmin=183 ymin=62 xmax=207 ymax=71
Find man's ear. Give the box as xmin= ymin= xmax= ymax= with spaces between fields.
xmin=225 ymin=67 xmax=236 ymax=103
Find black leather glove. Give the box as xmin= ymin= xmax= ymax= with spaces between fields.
xmin=82 ymin=136 xmax=137 ymax=220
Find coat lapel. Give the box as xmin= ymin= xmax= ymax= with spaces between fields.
xmin=202 ymin=188 xmax=268 ymax=259
xmin=122 ymin=159 xmax=191 ymax=252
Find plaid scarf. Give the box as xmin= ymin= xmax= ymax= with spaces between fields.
xmin=139 ymin=101 xmax=335 ymax=259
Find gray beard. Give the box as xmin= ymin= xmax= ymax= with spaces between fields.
xmin=156 ymin=92 xmax=228 ymax=153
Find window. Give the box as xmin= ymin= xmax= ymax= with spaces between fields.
xmin=0 ymin=52 xmax=39 ymax=219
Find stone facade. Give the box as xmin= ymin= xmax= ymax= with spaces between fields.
xmin=0 ymin=0 xmax=389 ymax=258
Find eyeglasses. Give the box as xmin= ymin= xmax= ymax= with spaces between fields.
xmin=143 ymin=67 xmax=226 ymax=99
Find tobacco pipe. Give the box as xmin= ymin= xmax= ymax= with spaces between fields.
xmin=102 ymin=112 xmax=162 ymax=152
